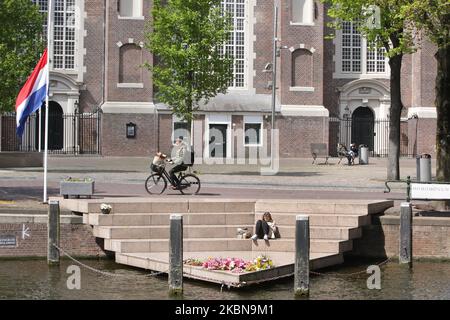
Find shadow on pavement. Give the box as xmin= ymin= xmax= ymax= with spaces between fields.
xmin=0 ymin=186 xmax=60 ymax=201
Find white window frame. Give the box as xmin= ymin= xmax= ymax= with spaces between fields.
xmin=118 ymin=0 xmax=144 ymax=20
xmin=243 ymin=115 xmax=263 ymax=147
xmin=172 ymin=115 xmax=192 ymax=146
xmin=205 ymin=114 xmax=232 ymax=159
xmin=220 ymin=0 xmax=248 ymax=89
xmin=333 ymin=22 xmax=389 ymax=79
xmin=290 ymin=0 xmax=314 ymax=26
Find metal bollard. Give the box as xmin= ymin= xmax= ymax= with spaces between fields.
xmin=169 ymin=214 xmax=183 ymax=295
xmin=359 ymin=145 xmax=369 ymax=165
xmin=48 ymin=200 xmax=60 ymax=265
xmin=294 ymin=215 xmax=310 ymax=297
xmin=399 ymin=202 xmax=413 ymax=267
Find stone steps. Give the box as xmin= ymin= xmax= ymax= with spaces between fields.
xmin=87 ymin=212 xmax=370 ymax=228
xmin=93 ymin=225 xmax=361 ymax=240
xmin=87 ymin=212 xmax=255 ymax=226
xmin=104 ymin=238 xmax=351 ymax=254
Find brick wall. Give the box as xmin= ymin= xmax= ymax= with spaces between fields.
xmin=101 ymin=113 xmax=157 ymax=156
xmin=350 ymin=216 xmax=450 ymax=259
xmin=278 ymin=116 xmax=329 ymax=157
xmin=0 ymin=223 xmax=106 ymax=258
xmin=81 ymin=0 xmax=105 ymax=112
xmin=416 ymin=118 xmax=437 ymax=157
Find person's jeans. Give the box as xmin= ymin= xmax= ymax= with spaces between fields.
xmin=254 ymin=220 xmax=270 ymax=239
xmin=169 ymin=164 xmax=188 ymax=186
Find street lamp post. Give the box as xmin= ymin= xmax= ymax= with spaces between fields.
xmin=270 ymin=5 xmax=278 ymax=172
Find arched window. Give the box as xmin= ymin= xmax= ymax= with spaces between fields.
xmin=291 ymin=0 xmax=314 ymax=24
xmin=119 ymin=44 xmax=142 ymax=84
xmin=292 ymin=49 xmax=313 ymax=87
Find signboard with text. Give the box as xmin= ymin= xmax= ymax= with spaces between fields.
xmin=411 ymin=183 xmax=450 ymax=200
xmin=0 ymin=235 xmax=17 ymax=247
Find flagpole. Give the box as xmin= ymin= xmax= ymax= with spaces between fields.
xmin=38 ymin=109 xmax=41 ymax=152
xmin=43 ymin=0 xmax=53 ymax=204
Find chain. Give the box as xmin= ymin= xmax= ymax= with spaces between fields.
xmin=52 ymin=243 xmax=167 ymax=278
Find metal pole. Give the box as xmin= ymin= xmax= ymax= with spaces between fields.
xmin=270 ymin=5 xmax=278 ymax=171
xmin=294 ymin=215 xmax=310 ymax=297
xmin=48 ymin=200 xmax=60 ymax=265
xmin=399 ymin=202 xmax=412 ymax=267
xmin=169 ymin=214 xmax=183 ymax=295
xmin=43 ymin=0 xmax=53 ymax=204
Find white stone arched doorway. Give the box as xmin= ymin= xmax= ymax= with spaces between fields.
xmin=338 ymin=79 xmax=391 ymax=156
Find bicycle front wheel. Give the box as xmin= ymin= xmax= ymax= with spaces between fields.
xmin=145 ymin=173 xmax=167 ymax=195
xmin=178 ymin=174 xmax=201 ymax=195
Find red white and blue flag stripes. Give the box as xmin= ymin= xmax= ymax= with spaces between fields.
xmin=15 ymin=49 xmax=48 ymax=137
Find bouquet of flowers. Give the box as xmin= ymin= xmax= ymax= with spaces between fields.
xmin=100 ymin=203 xmax=112 ymax=214
xmin=244 ymin=255 xmax=274 ymax=272
xmin=184 ymin=255 xmax=275 ymax=273
xmin=183 ymin=258 xmax=203 ymax=266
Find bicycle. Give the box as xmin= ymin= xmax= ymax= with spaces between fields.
xmin=145 ymin=160 xmax=201 ymax=195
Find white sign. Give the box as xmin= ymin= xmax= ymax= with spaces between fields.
xmin=411 ymin=183 xmax=450 ymax=200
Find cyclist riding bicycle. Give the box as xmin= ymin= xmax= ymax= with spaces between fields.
xmin=168 ymin=136 xmax=188 ymax=189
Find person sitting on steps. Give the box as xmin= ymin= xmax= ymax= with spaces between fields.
xmin=251 ymin=212 xmax=280 ymax=241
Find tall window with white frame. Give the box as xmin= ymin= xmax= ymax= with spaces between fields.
xmin=340 ymin=21 xmax=387 ymax=75
xmin=341 ymin=21 xmax=361 ymax=73
xmin=33 ymin=0 xmax=76 ymax=70
xmin=220 ymin=0 xmax=246 ymax=88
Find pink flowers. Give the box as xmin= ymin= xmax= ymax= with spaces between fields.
xmin=184 ymin=256 xmax=275 ymax=273
xmin=201 ymin=257 xmax=249 ymax=273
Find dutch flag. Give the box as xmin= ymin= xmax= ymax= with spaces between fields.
xmin=15 ymin=49 xmax=48 ymax=137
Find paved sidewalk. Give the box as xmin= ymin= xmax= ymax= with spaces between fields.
xmin=0 ymin=156 xmax=427 ymax=211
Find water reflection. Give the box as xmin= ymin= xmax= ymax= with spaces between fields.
xmin=0 ymin=259 xmax=449 ymax=300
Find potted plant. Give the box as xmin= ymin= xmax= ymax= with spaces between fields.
xmin=100 ymin=203 xmax=112 ymax=214
xmin=60 ymin=177 xmax=95 ymax=199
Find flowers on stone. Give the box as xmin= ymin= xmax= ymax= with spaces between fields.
xmin=100 ymin=203 xmax=112 ymax=211
xmin=184 ymin=255 xmax=274 ymax=273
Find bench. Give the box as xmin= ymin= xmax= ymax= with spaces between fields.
xmin=311 ymin=143 xmax=329 ymax=164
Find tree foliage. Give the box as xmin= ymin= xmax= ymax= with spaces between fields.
xmin=404 ymin=1 xmax=450 ymax=182
xmin=0 ymin=0 xmax=44 ymax=112
xmin=323 ymin=0 xmax=417 ymax=180
xmin=145 ymin=0 xmax=233 ymax=122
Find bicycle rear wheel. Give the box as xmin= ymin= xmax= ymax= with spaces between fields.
xmin=178 ymin=174 xmax=201 ymax=195
xmin=145 ymin=173 xmax=167 ymax=195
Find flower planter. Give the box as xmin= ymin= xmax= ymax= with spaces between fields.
xmin=60 ymin=178 xmax=94 ymax=199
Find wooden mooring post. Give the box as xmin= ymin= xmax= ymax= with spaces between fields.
xmin=47 ymin=200 xmax=60 ymax=265
xmin=399 ymin=202 xmax=413 ymax=267
xmin=294 ymin=215 xmax=310 ymax=297
xmin=169 ymin=214 xmax=183 ymax=295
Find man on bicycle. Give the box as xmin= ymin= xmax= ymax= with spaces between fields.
xmin=168 ymin=136 xmax=188 ymax=189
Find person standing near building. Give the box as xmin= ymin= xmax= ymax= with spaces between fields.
xmin=168 ymin=136 xmax=188 ymax=189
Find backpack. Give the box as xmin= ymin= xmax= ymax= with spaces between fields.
xmin=183 ymin=146 xmax=195 ymax=166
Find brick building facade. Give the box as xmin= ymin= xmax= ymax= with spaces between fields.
xmin=30 ymin=0 xmax=438 ymax=159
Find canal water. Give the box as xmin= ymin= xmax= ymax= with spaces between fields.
xmin=0 ymin=258 xmax=449 ymax=300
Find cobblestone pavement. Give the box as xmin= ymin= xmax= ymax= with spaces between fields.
xmin=0 ymin=156 xmax=427 ymax=210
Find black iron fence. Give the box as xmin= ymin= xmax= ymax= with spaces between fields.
xmin=329 ymin=117 xmax=414 ymax=158
xmin=0 ymin=111 xmax=101 ymax=155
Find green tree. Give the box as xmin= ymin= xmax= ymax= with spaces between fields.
xmin=324 ymin=0 xmax=417 ymax=180
xmin=405 ymin=1 xmax=450 ymax=182
xmin=0 ymin=0 xmax=44 ymax=112
xmin=145 ymin=0 xmax=233 ymax=125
